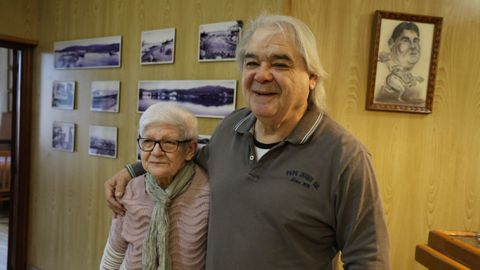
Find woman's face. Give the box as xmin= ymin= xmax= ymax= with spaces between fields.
xmin=140 ymin=123 xmax=196 ymax=186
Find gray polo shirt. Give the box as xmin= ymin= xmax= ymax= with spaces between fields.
xmin=196 ymin=106 xmax=390 ymax=270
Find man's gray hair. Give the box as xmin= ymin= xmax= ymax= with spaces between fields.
xmin=236 ymin=14 xmax=328 ymax=111
xmin=139 ymin=103 xmax=198 ymax=140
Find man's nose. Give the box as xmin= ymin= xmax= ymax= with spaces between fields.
xmin=254 ymin=64 xmax=273 ymax=82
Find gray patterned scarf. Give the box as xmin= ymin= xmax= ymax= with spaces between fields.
xmin=142 ymin=161 xmax=195 ymax=270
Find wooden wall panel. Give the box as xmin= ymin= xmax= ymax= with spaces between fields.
xmin=292 ymin=1 xmax=480 ymax=270
xmin=0 ymin=0 xmax=38 ymax=40
xmin=28 ymin=0 xmax=287 ymax=269
xmin=18 ymin=0 xmax=480 ymax=269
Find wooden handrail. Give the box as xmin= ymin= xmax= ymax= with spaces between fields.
xmin=428 ymin=230 xmax=480 ymax=269
xmin=415 ymin=244 xmax=470 ymax=270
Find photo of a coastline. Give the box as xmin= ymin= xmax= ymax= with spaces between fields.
xmin=90 ymin=81 xmax=120 ymax=112
xmin=141 ymin=28 xmax=175 ymax=65
xmin=54 ymin=36 xmax=122 ymax=69
xmin=137 ymin=80 xmax=236 ymax=118
xmin=88 ymin=125 xmax=117 ymax=158
xmin=199 ymin=21 xmax=242 ymax=62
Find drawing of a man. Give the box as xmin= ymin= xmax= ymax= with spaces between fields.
xmin=376 ymin=22 xmax=424 ymax=104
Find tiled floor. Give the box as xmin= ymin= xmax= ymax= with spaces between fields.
xmin=0 ymin=206 xmax=8 ymax=270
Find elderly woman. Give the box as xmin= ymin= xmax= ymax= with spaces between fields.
xmin=100 ymin=103 xmax=209 ymax=270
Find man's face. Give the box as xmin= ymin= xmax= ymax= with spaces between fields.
xmin=390 ymin=29 xmax=421 ymax=70
xmin=241 ymin=27 xmax=315 ymax=123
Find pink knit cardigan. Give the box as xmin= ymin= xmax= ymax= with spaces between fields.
xmin=100 ymin=165 xmax=209 ymax=270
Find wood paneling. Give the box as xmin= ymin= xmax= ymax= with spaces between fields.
xmin=28 ymin=0 xmax=286 ymax=269
xmin=1 ymin=0 xmax=479 ymax=269
xmin=0 ymin=0 xmax=38 ymax=40
xmin=293 ymin=1 xmax=480 ymax=269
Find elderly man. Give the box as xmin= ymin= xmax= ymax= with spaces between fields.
xmin=105 ymin=14 xmax=390 ymax=269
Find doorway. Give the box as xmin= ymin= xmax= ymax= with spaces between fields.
xmin=0 ymin=46 xmax=14 ymax=270
xmin=0 ymin=34 xmax=36 ymax=270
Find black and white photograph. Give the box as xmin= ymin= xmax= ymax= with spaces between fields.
xmin=54 ymin=35 xmax=122 ymax=69
xmin=141 ymin=28 xmax=175 ymax=65
xmin=90 ymin=81 xmax=120 ymax=112
xmin=367 ymin=11 xmax=443 ymax=114
xmin=198 ymin=20 xmax=242 ymax=62
xmin=52 ymin=80 xmax=75 ymax=110
xmin=52 ymin=121 xmax=75 ymax=152
xmin=197 ymin=134 xmax=211 ymax=150
xmin=88 ymin=125 xmax=117 ymax=158
xmin=137 ymin=80 xmax=237 ymax=118
xmin=136 ymin=129 xmax=141 ymax=161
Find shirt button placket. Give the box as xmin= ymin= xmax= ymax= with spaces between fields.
xmin=247 ymin=151 xmax=258 ymax=181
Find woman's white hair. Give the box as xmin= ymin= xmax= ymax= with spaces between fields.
xmin=139 ymin=103 xmax=198 ymax=140
xmin=236 ymin=14 xmax=328 ymax=111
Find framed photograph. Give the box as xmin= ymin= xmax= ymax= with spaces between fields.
xmin=90 ymin=81 xmax=120 ymax=112
xmin=197 ymin=134 xmax=211 ymax=150
xmin=136 ymin=129 xmax=141 ymax=161
xmin=52 ymin=121 xmax=75 ymax=152
xmin=54 ymin=35 xmax=122 ymax=69
xmin=52 ymin=80 xmax=75 ymax=110
xmin=140 ymin=28 xmax=175 ymax=65
xmin=367 ymin=10 xmax=443 ymax=113
xmin=137 ymin=80 xmax=237 ymax=118
xmin=198 ymin=20 xmax=242 ymax=62
xmin=88 ymin=125 xmax=117 ymax=158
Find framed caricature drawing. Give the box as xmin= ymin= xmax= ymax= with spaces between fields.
xmin=367 ymin=10 xmax=443 ymax=114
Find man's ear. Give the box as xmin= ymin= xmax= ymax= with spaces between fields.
xmin=309 ymin=74 xmax=318 ymax=91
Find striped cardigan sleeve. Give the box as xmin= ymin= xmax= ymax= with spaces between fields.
xmin=100 ymin=217 xmax=128 ymax=270
xmin=99 ymin=240 xmax=125 ymax=270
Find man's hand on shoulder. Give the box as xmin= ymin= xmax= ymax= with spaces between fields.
xmin=104 ymin=168 xmax=131 ymax=217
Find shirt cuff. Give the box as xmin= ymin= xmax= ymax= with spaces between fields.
xmin=125 ymin=161 xmax=145 ymax=177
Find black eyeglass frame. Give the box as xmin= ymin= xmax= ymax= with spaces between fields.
xmin=137 ymin=137 xmax=192 ymax=153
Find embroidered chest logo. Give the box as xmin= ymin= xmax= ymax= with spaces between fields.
xmin=286 ymin=170 xmax=319 ymax=190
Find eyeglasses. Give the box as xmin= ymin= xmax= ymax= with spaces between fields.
xmin=137 ymin=138 xmax=191 ymax=153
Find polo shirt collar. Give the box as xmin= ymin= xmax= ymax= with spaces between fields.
xmin=234 ymin=105 xmax=324 ymax=145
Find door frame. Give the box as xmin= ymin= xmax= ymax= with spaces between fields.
xmin=0 ymin=34 xmax=37 ymax=270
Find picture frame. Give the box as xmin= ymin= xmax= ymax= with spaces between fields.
xmin=198 ymin=134 xmax=211 ymax=150
xmin=140 ymin=28 xmax=176 ymax=65
xmin=136 ymin=129 xmax=141 ymax=161
xmin=137 ymin=80 xmax=237 ymax=118
xmin=90 ymin=81 xmax=120 ymax=112
xmin=366 ymin=10 xmax=443 ymax=114
xmin=88 ymin=125 xmax=117 ymax=159
xmin=52 ymin=80 xmax=75 ymax=110
xmin=54 ymin=35 xmax=122 ymax=69
xmin=198 ymin=20 xmax=242 ymax=62
xmin=52 ymin=121 xmax=75 ymax=152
